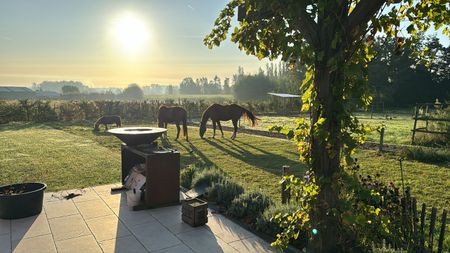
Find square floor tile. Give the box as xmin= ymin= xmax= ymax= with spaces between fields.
xmin=92 ymin=184 xmax=122 ymax=196
xmin=12 ymin=234 xmax=56 ymax=253
xmin=114 ymin=207 xmax=156 ymax=227
xmin=55 ymin=235 xmax=102 ymax=253
xmin=99 ymin=235 xmax=147 ymax=253
xmin=48 ymin=214 xmax=91 ymax=241
xmin=100 ymin=194 xmax=127 ymax=210
xmin=206 ymin=214 xmax=254 ymax=243
xmin=11 ymin=213 xmax=51 ymax=242
xmin=156 ymin=212 xmax=201 ymax=235
xmin=177 ymin=227 xmax=236 ymax=253
xmin=44 ymin=201 xmax=79 ymax=219
xmin=75 ymin=199 xmax=113 ymax=220
xmin=69 ymin=188 xmax=101 ymax=203
xmin=229 ymin=236 xmax=280 ymax=253
xmin=86 ymin=215 xmax=130 ymax=242
xmin=129 ymin=221 xmax=182 ymax=252
xmin=0 ymin=219 xmax=10 ymax=236
xmin=0 ymin=234 xmax=11 ymax=253
xmin=153 ymin=244 xmax=194 ymax=253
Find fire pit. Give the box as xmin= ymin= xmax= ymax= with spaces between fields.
xmin=108 ymin=126 xmax=180 ymax=210
xmin=108 ymin=127 xmax=167 ymax=146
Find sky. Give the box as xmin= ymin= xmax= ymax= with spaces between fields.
xmin=1 ymin=1 xmax=448 ymax=88
xmin=0 ymin=0 xmax=269 ymax=87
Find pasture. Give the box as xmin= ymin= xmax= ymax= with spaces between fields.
xmin=223 ymin=112 xmax=416 ymax=145
xmin=0 ymin=121 xmax=448 ymax=211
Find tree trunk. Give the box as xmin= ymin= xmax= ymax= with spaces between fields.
xmin=308 ymin=60 xmax=345 ymax=253
xmin=308 ymin=2 xmax=347 ymax=251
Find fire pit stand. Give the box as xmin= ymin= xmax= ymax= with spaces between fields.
xmin=113 ymin=143 xmax=180 ymax=210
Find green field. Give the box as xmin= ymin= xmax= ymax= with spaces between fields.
xmin=1 ymin=122 xmax=448 ymax=211
xmin=222 ymin=112 xmax=416 ymax=145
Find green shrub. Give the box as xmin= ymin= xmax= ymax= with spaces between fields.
xmin=401 ymin=146 xmax=450 ymax=164
xmin=191 ymin=167 xmax=226 ymax=188
xmin=255 ymin=202 xmax=301 ymax=237
xmin=226 ymin=191 xmax=272 ymax=223
xmin=180 ymin=165 xmax=198 ymax=189
xmin=207 ymin=179 xmax=244 ymax=207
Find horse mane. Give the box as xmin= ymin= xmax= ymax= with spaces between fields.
xmin=200 ymin=106 xmax=211 ymax=127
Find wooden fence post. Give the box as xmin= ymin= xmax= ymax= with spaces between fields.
xmin=420 ymin=203 xmax=426 ymax=252
xmin=428 ymin=207 xmax=437 ymax=252
xmin=379 ymin=127 xmax=385 ymax=152
xmin=281 ymin=165 xmax=290 ymax=204
xmin=412 ymin=105 xmax=419 ymax=145
xmin=437 ymin=209 xmax=447 ymax=253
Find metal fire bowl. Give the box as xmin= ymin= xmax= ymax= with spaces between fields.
xmin=108 ymin=127 xmax=167 ymax=146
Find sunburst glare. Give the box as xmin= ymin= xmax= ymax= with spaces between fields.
xmin=112 ymin=12 xmax=150 ymax=54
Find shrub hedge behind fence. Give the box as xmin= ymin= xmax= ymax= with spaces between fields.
xmin=0 ymin=99 xmax=301 ymax=124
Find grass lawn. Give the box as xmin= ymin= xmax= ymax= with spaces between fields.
xmin=1 ymin=122 xmax=448 ymax=210
xmin=228 ymin=112 xmax=415 ymax=145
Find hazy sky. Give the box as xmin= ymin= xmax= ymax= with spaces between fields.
xmin=0 ymin=0 xmax=269 ymax=87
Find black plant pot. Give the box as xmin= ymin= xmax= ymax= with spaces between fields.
xmin=0 ymin=183 xmax=47 ymax=219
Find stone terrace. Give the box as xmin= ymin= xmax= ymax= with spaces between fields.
xmin=0 ymin=184 xmax=280 ymax=253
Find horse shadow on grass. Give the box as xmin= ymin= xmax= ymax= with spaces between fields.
xmin=204 ymin=138 xmax=306 ymax=176
xmin=161 ymin=137 xmax=214 ymax=168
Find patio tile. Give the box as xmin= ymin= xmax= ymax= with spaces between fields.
xmin=75 ymin=199 xmax=113 ymax=220
xmin=154 ymin=210 xmax=202 ymax=235
xmin=129 ymin=220 xmax=182 ymax=252
xmin=48 ymin=214 xmax=91 ymax=241
xmin=206 ymin=214 xmax=254 ymax=243
xmin=44 ymin=201 xmax=79 ymax=219
xmin=113 ymin=207 xmax=157 ymax=227
xmin=0 ymin=219 xmax=10 ymax=236
xmin=85 ymin=215 xmax=131 ymax=242
xmin=229 ymin=236 xmax=280 ymax=253
xmin=44 ymin=191 xmax=68 ymax=202
xmin=177 ymin=227 xmax=237 ymax=253
xmin=69 ymin=188 xmax=102 ymax=203
xmin=11 ymin=213 xmax=51 ymax=241
xmin=0 ymin=234 xmax=11 ymax=253
xmin=100 ymin=193 xmax=127 ymax=210
xmin=92 ymin=183 xmax=122 ymax=196
xmin=12 ymin=234 xmax=56 ymax=253
xmin=149 ymin=205 xmax=181 ymax=219
xmin=55 ymin=235 xmax=102 ymax=253
xmin=98 ymin=235 xmax=147 ymax=253
xmin=153 ymin=244 xmax=194 ymax=253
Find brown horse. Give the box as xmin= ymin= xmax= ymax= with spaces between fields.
xmin=199 ymin=104 xmax=258 ymax=139
xmin=158 ymin=105 xmax=188 ymax=141
xmin=94 ymin=115 xmax=121 ymax=131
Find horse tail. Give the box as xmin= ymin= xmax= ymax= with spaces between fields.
xmin=241 ymin=107 xmax=259 ymax=127
xmin=182 ymin=109 xmax=188 ymax=138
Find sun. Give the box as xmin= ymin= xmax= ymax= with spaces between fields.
xmin=113 ymin=13 xmax=149 ymax=53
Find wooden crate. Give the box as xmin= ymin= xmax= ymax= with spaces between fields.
xmin=182 ymin=198 xmax=208 ymax=227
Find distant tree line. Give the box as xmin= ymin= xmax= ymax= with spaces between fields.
xmin=178 ymin=75 xmax=232 ymax=95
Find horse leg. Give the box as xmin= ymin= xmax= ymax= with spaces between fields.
xmin=212 ymin=121 xmax=217 ymax=138
xmin=217 ymin=121 xmax=224 ymax=137
xmin=105 ymin=124 xmax=108 ymax=131
xmin=164 ymin=122 xmax=168 ymax=138
xmin=231 ymin=119 xmax=238 ymax=140
xmin=175 ymin=122 xmax=180 ymax=140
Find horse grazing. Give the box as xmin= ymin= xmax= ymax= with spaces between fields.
xmin=94 ymin=115 xmax=121 ymax=131
xmin=157 ymin=105 xmax=188 ymax=141
xmin=199 ymin=104 xmax=258 ymax=140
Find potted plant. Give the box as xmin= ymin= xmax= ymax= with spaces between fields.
xmin=0 ymin=182 xmax=47 ymax=219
